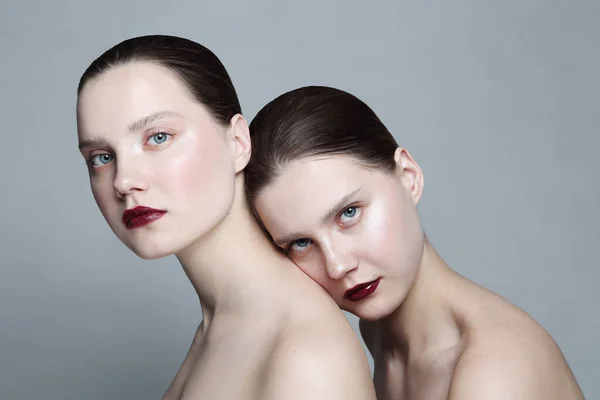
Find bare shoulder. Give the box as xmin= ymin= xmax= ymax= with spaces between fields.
xmin=448 ymin=316 xmax=584 ymax=400
xmin=261 ymin=317 xmax=376 ymax=400
xmin=162 ymin=323 xmax=204 ymax=400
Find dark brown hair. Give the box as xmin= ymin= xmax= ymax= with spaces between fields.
xmin=246 ymin=86 xmax=399 ymax=204
xmin=77 ymin=35 xmax=241 ymax=126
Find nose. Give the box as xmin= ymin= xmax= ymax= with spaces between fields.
xmin=113 ymin=159 xmax=148 ymax=199
xmin=321 ymin=238 xmax=358 ymax=281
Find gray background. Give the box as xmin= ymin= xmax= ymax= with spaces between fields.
xmin=1 ymin=0 xmax=598 ymax=398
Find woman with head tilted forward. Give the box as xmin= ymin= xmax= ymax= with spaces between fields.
xmin=246 ymin=86 xmax=584 ymax=400
xmin=76 ymin=37 xmax=376 ymax=400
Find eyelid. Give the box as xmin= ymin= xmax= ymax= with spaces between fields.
xmin=86 ymin=150 xmax=111 ymax=162
xmin=146 ymin=128 xmax=174 ymax=138
xmin=84 ymin=145 xmax=109 ymax=158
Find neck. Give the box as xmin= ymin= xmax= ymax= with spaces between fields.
xmin=378 ymin=239 xmax=464 ymax=360
xmin=175 ymin=173 xmax=287 ymax=326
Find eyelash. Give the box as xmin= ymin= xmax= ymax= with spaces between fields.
xmin=145 ymin=130 xmax=174 ymax=147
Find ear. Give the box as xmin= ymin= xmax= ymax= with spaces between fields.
xmin=227 ymin=114 xmax=252 ymax=173
xmin=393 ymin=147 xmax=424 ymax=205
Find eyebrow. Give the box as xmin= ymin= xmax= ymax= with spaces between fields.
xmin=128 ymin=111 xmax=181 ymax=133
xmin=78 ymin=137 xmax=107 ymax=151
xmin=78 ymin=111 xmax=181 ymax=151
xmin=273 ymin=187 xmax=362 ymax=247
xmin=320 ymin=187 xmax=362 ymax=224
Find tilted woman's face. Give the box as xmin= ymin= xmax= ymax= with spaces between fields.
xmin=254 ymin=151 xmax=426 ymax=320
xmin=77 ymin=62 xmax=239 ymax=259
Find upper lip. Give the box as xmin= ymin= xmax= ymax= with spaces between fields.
xmin=344 ymin=279 xmax=379 ymax=299
xmin=122 ymin=206 xmax=166 ymax=226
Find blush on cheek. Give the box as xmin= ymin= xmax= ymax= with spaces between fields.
xmin=166 ymin=133 xmax=236 ymax=225
xmin=168 ymin=149 xmax=211 ymax=199
xmin=360 ymin=193 xmax=424 ymax=278
xmin=165 ymin=131 xmax=221 ymax=194
xmin=362 ymin=204 xmax=399 ymax=259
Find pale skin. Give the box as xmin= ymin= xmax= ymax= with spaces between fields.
xmin=76 ymin=62 xmax=376 ymax=400
xmin=255 ymin=150 xmax=585 ymax=399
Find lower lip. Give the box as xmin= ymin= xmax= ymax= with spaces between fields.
xmin=126 ymin=212 xmax=166 ymax=229
xmin=345 ymin=278 xmax=381 ymax=302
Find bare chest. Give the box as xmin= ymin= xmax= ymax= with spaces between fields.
xmin=178 ymin=333 xmax=273 ymax=400
xmin=374 ymin=346 xmax=462 ymax=400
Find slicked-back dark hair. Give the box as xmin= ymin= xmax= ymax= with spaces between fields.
xmin=77 ymin=35 xmax=241 ymax=126
xmin=246 ymin=86 xmax=399 ymax=205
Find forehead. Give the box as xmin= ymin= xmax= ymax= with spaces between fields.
xmin=256 ymin=156 xmax=382 ymax=233
xmin=77 ymin=62 xmax=195 ymax=137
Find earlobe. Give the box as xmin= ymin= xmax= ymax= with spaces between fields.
xmin=229 ymin=114 xmax=252 ymax=173
xmin=393 ymin=147 xmax=424 ymax=205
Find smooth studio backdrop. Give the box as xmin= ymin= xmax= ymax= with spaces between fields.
xmin=1 ymin=1 xmax=598 ymax=398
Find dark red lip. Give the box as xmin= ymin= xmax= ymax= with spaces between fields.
xmin=344 ymin=278 xmax=381 ymax=302
xmin=122 ymin=206 xmax=166 ymax=229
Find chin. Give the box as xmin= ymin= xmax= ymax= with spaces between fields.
xmin=123 ymin=240 xmax=177 ymax=260
xmin=130 ymin=246 xmax=173 ymax=260
xmin=347 ymin=299 xmax=398 ymax=322
xmin=354 ymin=309 xmax=392 ymax=322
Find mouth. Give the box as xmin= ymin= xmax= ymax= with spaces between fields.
xmin=344 ymin=278 xmax=381 ymax=302
xmin=122 ymin=206 xmax=166 ymax=229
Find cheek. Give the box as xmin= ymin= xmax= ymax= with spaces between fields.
xmin=90 ymin=173 xmax=117 ymax=219
xmin=360 ymin=194 xmax=424 ymax=274
xmin=293 ymin=250 xmax=343 ymax=295
xmin=294 ymin=260 xmax=322 ymax=283
xmin=89 ymin=173 xmax=131 ymax=241
xmin=164 ymin=135 xmax=235 ymax=214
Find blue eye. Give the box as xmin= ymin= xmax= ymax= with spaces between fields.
xmin=342 ymin=207 xmax=357 ymax=219
xmin=294 ymin=238 xmax=311 ymax=248
xmin=90 ymin=154 xmax=113 ymax=167
xmin=339 ymin=206 xmax=360 ymax=225
xmin=289 ymin=238 xmax=312 ymax=253
xmin=147 ymin=132 xmax=170 ymax=145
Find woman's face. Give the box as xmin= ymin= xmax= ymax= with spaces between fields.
xmin=77 ymin=62 xmax=244 ymax=259
xmin=254 ymin=150 xmax=425 ymax=320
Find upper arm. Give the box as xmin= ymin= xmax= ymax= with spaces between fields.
xmin=448 ymin=354 xmax=537 ymax=400
xmin=447 ymin=343 xmax=584 ymax=400
xmin=262 ymin=334 xmax=376 ymax=400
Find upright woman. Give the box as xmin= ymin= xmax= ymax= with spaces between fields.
xmin=76 ymin=37 xmax=376 ymax=400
